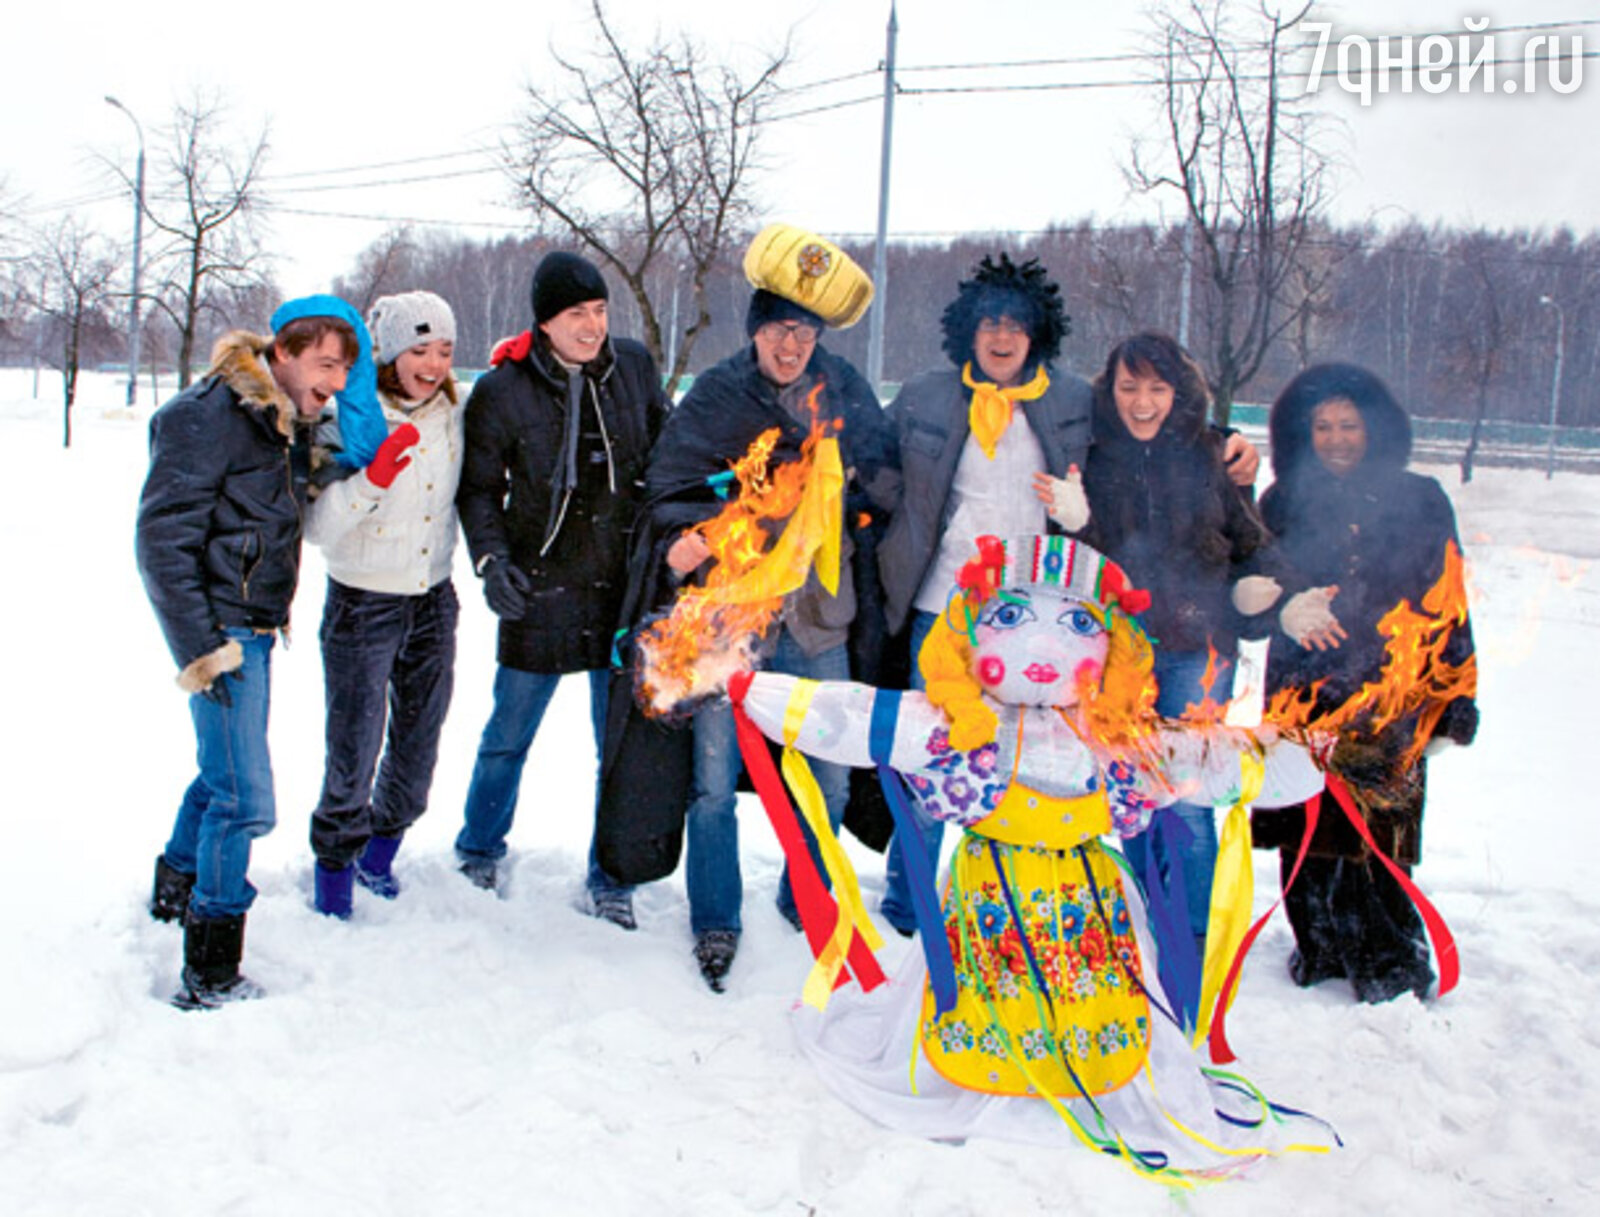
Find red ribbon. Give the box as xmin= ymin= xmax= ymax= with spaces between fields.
xmin=730 ymin=703 xmax=885 ymax=994
xmin=1321 ymin=771 xmax=1459 ymax=995
xmin=1206 ymin=770 xmax=1459 ymax=1064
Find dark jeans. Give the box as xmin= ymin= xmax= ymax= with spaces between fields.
xmin=310 ymin=578 xmax=459 ymax=867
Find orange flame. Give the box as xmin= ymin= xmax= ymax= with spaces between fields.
xmin=1265 ymin=542 xmax=1476 ymax=767
xmin=638 ymin=385 xmax=834 ymax=716
xmin=1174 ymin=643 xmax=1235 ymax=728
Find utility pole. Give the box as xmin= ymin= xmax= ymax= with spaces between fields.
xmin=1539 ymin=295 xmax=1565 ymax=480
xmin=106 ymin=95 xmax=146 ymax=409
xmin=866 ymin=3 xmax=898 ymax=399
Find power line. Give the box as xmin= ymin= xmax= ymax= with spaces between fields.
xmin=263 ymin=147 xmax=502 ymax=183
xmin=268 ymin=165 xmax=505 ymax=195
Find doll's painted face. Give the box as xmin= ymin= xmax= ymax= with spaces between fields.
xmin=971 ymin=586 xmax=1110 ymax=707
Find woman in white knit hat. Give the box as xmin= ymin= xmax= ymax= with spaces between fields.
xmin=304 ymin=290 xmax=465 ymax=917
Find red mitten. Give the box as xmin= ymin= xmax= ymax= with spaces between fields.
xmin=367 ymin=423 xmax=420 ymax=489
xmin=490 ymin=331 xmax=533 ymax=367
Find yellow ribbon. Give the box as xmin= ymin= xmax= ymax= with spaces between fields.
xmin=1194 ymin=751 xmax=1265 ymax=1048
xmin=962 ymin=362 xmax=1051 ymax=460
xmin=780 ymin=679 xmax=883 ymax=1009
xmin=717 ymin=435 xmax=844 ymax=606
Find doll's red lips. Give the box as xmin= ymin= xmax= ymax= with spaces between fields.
xmin=1024 ymin=663 xmax=1060 ymax=683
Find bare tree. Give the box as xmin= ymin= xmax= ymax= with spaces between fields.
xmin=1450 ymin=237 xmax=1512 ymax=484
xmin=134 ymin=92 xmax=273 ymax=388
xmin=508 ymin=0 xmax=787 ymax=391
xmin=25 ymin=218 xmax=121 ymax=446
xmin=1129 ymin=1 xmax=1330 ymax=423
xmin=333 ymin=225 xmax=420 ymax=315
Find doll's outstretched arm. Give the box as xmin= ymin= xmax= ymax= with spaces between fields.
xmin=730 ymin=671 xmax=953 ymax=774
xmin=1139 ymin=726 xmax=1326 ymax=809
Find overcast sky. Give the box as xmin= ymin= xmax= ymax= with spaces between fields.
xmin=5 ymin=0 xmax=1595 ymax=298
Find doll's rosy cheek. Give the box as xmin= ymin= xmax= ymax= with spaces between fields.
xmin=977 ymin=656 xmax=1007 ymax=686
xmin=1075 ymin=659 xmax=1103 ymax=686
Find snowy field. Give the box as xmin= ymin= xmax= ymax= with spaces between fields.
xmin=1 ymin=370 xmax=1595 ymax=1215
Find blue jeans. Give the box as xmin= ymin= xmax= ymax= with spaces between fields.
xmin=686 ymin=630 xmax=850 ymax=936
xmin=162 ymin=629 xmax=277 ymax=919
xmin=455 ymin=666 xmax=628 ymax=897
xmin=1122 ymin=648 xmax=1227 ymax=939
xmin=880 ymin=610 xmax=942 ymax=934
xmin=311 ymin=578 xmax=458 ymax=867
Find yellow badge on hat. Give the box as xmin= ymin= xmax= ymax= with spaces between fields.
xmin=743 ymin=223 xmax=874 ymax=330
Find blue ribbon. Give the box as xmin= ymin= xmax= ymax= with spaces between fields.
xmin=1133 ymin=808 xmax=1204 ymax=1032
xmin=869 ymin=690 xmax=957 ymax=1015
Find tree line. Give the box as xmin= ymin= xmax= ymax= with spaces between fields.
xmin=325 ymin=218 xmax=1599 ymax=436
xmin=1 ymin=0 xmax=1593 ymax=468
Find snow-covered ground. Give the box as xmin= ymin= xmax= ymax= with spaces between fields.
xmin=1 ymin=371 xmax=1594 ymax=1215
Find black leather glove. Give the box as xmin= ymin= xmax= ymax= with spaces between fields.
xmin=482 ymin=557 xmax=531 ymax=620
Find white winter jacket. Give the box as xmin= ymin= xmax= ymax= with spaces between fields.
xmin=307 ymin=388 xmax=464 ymax=595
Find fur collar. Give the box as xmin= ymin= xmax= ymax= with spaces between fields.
xmin=208 ymin=330 xmax=295 ymax=437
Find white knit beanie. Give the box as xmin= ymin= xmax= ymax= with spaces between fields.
xmin=367 ymin=291 xmax=457 ymax=365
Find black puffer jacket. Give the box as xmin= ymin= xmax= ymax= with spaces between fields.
xmin=457 ymin=333 xmax=668 ymax=673
xmin=1079 ymin=385 xmax=1273 ymax=655
xmin=136 ymin=331 xmax=312 ymax=671
xmin=1261 ymin=385 xmax=1477 ymax=741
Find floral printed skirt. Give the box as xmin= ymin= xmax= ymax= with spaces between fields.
xmin=922 ymin=833 xmax=1151 ymax=1098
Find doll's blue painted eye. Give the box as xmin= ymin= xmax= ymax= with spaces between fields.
xmin=1059 ymin=607 xmax=1105 ymax=637
xmin=979 ymin=600 xmax=1036 ymax=630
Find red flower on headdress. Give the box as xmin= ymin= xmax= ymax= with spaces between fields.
xmin=956 ymin=535 xmax=1007 ymax=605
xmin=1099 ymin=560 xmax=1152 ymax=616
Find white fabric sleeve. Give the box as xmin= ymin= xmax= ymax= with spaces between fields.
xmin=739 ymin=673 xmax=951 ymax=775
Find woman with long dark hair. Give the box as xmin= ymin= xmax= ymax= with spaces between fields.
xmin=1066 ymin=333 xmax=1280 ymax=1008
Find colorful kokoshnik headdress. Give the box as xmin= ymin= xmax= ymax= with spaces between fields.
xmin=954 ymin=533 xmax=1152 ymax=631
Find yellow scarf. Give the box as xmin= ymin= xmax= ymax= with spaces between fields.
xmin=962 ymin=362 xmax=1050 ymax=459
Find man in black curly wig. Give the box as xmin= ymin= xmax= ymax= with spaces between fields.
xmin=872 ymin=253 xmax=1096 ymax=935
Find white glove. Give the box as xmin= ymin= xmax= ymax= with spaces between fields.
xmin=1280 ymin=586 xmax=1344 ymax=649
xmin=1423 ymin=737 xmax=1455 ymax=758
xmin=1042 ymin=468 xmax=1090 ymax=532
xmin=1231 ymin=575 xmax=1283 ymax=616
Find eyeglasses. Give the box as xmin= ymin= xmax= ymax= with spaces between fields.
xmin=977 ymin=318 xmax=1028 ymax=337
xmin=759 ymin=320 xmax=820 ymax=346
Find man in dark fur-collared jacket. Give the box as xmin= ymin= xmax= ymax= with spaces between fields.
xmin=452 ymin=252 xmax=669 ymax=924
xmin=137 ymin=298 xmax=365 ymax=1011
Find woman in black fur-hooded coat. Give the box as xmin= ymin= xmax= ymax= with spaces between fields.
xmin=1253 ymin=362 xmax=1477 ymax=1004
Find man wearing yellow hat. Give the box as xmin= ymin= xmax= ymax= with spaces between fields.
xmin=607 ymin=224 xmax=896 ymax=992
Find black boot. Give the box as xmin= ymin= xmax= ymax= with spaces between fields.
xmin=693 ymin=931 xmax=739 ymax=993
xmin=172 ymin=911 xmax=265 ymax=1011
xmin=150 ymin=854 xmax=195 ymax=923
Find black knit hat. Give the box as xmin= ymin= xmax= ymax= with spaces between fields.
xmin=745 ymin=288 xmax=826 ymax=339
xmin=532 ymin=251 xmax=609 ymax=324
